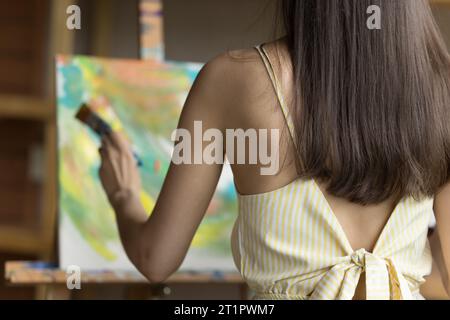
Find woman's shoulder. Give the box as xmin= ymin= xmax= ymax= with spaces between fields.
xmin=187 ymin=39 xmax=290 ymax=126
xmin=203 ymin=39 xmax=284 ymax=72
xmin=199 ymin=47 xmax=261 ymax=82
xmin=207 ymin=38 xmax=287 ymax=66
xmin=198 ymin=39 xmax=287 ymax=93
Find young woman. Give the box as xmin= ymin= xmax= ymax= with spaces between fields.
xmin=98 ymin=0 xmax=450 ymax=300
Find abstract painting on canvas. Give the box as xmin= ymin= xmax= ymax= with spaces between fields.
xmin=56 ymin=55 xmax=238 ymax=272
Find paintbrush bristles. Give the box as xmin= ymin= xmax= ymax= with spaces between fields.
xmin=75 ymin=104 xmax=92 ymax=123
xmin=74 ymin=103 xmax=143 ymax=166
xmin=75 ymin=103 xmax=112 ymax=136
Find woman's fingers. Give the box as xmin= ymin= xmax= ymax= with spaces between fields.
xmin=109 ymin=132 xmax=122 ymax=148
xmin=97 ymin=130 xmax=142 ymax=202
xmin=101 ymin=134 xmax=113 ymax=149
xmin=99 ymin=144 xmax=107 ymax=157
xmin=102 ymin=132 xmax=133 ymax=158
xmin=101 ymin=135 xmax=117 ymax=158
xmin=104 ymin=131 xmax=127 ymax=151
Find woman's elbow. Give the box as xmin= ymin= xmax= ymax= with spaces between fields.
xmin=141 ymin=268 xmax=170 ymax=283
xmin=124 ymin=234 xmax=182 ymax=283
xmin=132 ymin=249 xmax=175 ymax=283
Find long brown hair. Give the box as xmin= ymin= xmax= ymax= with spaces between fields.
xmin=281 ymin=0 xmax=450 ymax=204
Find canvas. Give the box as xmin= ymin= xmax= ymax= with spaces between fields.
xmin=56 ymin=55 xmax=238 ymax=272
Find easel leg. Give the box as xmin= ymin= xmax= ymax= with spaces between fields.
xmin=35 ymin=285 xmax=48 ymax=300
xmin=125 ymin=285 xmax=151 ymax=299
xmin=239 ymin=284 xmax=248 ymax=300
xmin=43 ymin=284 xmax=72 ymax=300
xmin=125 ymin=284 xmax=171 ymax=300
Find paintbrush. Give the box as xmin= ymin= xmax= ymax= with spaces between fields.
xmin=75 ymin=103 xmax=143 ymax=167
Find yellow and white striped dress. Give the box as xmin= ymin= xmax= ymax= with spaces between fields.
xmin=230 ymin=45 xmax=434 ymax=300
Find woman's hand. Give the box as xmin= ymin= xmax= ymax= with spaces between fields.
xmin=99 ymin=132 xmax=141 ymax=209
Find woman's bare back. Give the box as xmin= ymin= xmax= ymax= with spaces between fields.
xmin=226 ymin=40 xmax=401 ymax=298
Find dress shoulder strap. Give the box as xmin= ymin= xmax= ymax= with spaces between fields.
xmin=255 ymin=44 xmax=296 ymax=145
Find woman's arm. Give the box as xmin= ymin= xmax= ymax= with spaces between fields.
xmin=98 ymin=55 xmax=234 ymax=282
xmin=422 ymin=229 xmax=450 ymax=299
xmin=433 ymin=182 xmax=450 ymax=295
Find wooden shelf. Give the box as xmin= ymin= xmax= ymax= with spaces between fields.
xmin=0 ymin=94 xmax=53 ymax=121
xmin=0 ymin=94 xmax=56 ymax=258
xmin=0 ymin=227 xmax=46 ymax=254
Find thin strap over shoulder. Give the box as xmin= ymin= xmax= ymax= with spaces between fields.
xmin=255 ymin=44 xmax=296 ymax=145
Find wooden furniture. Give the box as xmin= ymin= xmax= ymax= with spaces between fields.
xmin=0 ymin=0 xmax=53 ymax=259
xmin=5 ymin=261 xmax=248 ymax=300
xmin=0 ymin=0 xmax=77 ymax=299
xmin=0 ymin=96 xmax=55 ymax=257
xmin=0 ymin=0 xmax=75 ymax=260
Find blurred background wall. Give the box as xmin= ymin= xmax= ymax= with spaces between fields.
xmin=0 ymin=0 xmax=449 ymax=299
